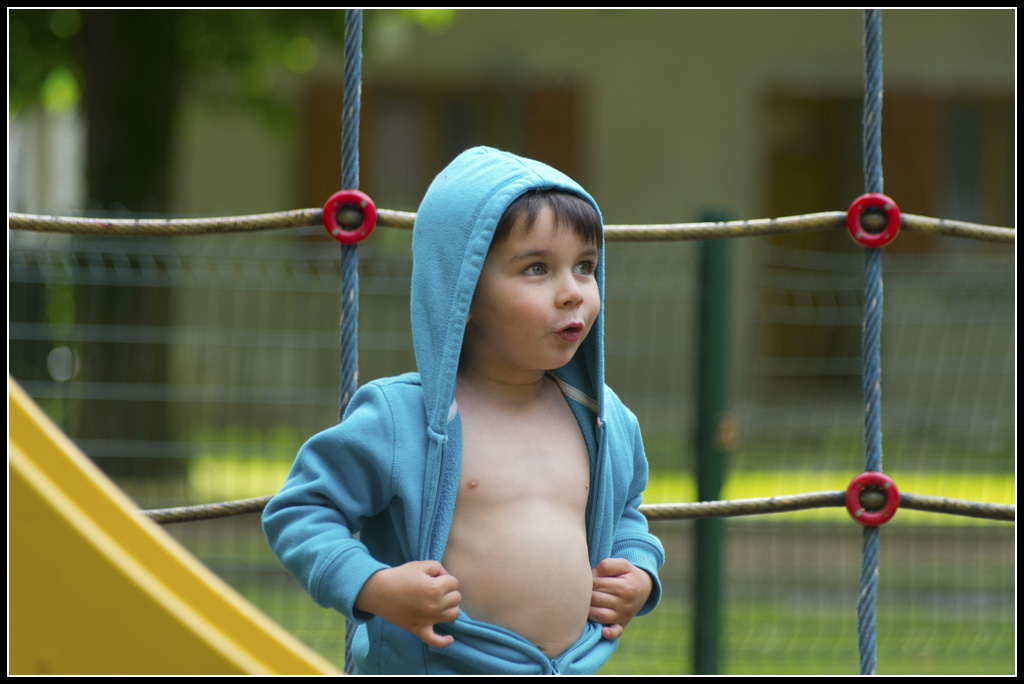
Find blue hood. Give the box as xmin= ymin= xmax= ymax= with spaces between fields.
xmin=410 ymin=146 xmax=606 ymax=436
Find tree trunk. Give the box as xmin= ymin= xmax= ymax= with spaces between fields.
xmin=76 ymin=10 xmax=183 ymax=484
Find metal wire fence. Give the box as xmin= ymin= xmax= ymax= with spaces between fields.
xmin=8 ymin=220 xmax=1014 ymax=674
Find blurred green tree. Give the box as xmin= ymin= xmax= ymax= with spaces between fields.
xmin=8 ymin=9 xmax=455 ymax=483
xmin=9 ymin=9 xmax=454 ymax=211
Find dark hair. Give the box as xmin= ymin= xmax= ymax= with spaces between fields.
xmin=492 ymin=189 xmax=603 ymax=248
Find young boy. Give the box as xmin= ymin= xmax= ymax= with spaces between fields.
xmin=263 ymin=146 xmax=664 ymax=674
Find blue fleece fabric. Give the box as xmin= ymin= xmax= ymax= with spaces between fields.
xmin=263 ymin=147 xmax=665 ymax=674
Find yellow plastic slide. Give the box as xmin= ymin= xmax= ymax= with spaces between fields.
xmin=8 ymin=376 xmax=341 ymax=675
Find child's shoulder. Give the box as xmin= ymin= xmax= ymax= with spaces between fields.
xmin=341 ymin=371 xmax=426 ymax=420
xmin=301 ymin=372 xmax=429 ymax=464
xmin=363 ymin=371 xmax=423 ymax=392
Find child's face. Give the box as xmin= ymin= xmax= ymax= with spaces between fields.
xmin=463 ymin=206 xmax=600 ymax=384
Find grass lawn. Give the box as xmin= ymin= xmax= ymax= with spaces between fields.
xmin=156 ymin=448 xmax=1014 ymax=675
xmin=170 ymin=511 xmax=1014 ymax=676
xmin=598 ymin=594 xmax=1015 ymax=675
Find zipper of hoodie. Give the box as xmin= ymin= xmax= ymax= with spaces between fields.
xmin=420 ymin=430 xmax=447 ymax=559
xmin=586 ymin=416 xmax=606 ymax=556
xmin=422 ymin=403 xmax=460 ymax=559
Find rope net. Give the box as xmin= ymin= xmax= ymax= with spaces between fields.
xmin=9 ymin=210 xmax=1014 ymax=674
xmin=7 ymin=8 xmax=1014 ymax=677
xmin=10 ymin=202 xmax=1015 ymax=533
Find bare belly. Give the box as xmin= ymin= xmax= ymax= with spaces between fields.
xmin=442 ymin=498 xmax=592 ymax=656
xmin=446 ymin=374 xmax=593 ymax=656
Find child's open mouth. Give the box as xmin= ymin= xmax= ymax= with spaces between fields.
xmin=558 ymin=323 xmax=584 ymax=342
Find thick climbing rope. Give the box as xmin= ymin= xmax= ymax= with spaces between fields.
xmin=858 ymin=9 xmax=884 ymax=675
xmin=604 ymin=212 xmax=1015 ymax=242
xmin=144 ymin=495 xmax=274 ymax=523
xmin=7 ymin=209 xmax=326 ymax=236
xmin=340 ymin=9 xmax=363 ymax=676
xmin=141 ymin=490 xmax=1015 ymax=524
xmin=339 ymin=8 xmax=361 ymax=417
xmin=9 ymin=208 xmax=1014 ymax=243
xmin=642 ymin=492 xmax=1015 ymax=522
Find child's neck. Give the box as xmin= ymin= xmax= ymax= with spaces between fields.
xmin=456 ymin=365 xmax=551 ymax=408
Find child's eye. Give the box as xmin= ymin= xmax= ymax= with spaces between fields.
xmin=524 ymin=263 xmax=547 ymax=276
xmin=575 ymin=260 xmax=597 ymax=276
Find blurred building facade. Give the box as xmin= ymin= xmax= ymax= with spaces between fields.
xmin=8 ymin=9 xmax=1015 ymax=673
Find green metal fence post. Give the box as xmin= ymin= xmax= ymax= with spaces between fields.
xmin=693 ymin=227 xmax=732 ymax=675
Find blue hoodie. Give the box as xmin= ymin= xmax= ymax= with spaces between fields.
xmin=263 ymin=147 xmax=664 ymax=674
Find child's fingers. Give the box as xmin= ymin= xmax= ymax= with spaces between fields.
xmin=592 ymin=557 xmax=632 ymax=578
xmin=592 ymin=573 xmax=638 ymax=606
xmin=600 ymin=623 xmax=624 ymax=640
xmin=590 ymin=585 xmax=630 ymax=624
xmin=418 ymin=561 xmax=461 ymax=610
xmin=589 ymin=585 xmax=623 ymax=609
xmin=436 ymin=591 xmax=462 ymax=623
xmin=592 ymin=560 xmax=652 ymax=613
xmin=423 ymin=560 xmax=453 ymax=578
xmin=591 ymin=575 xmax=627 ymax=597
xmin=416 ymin=624 xmax=455 ymax=648
xmin=430 ymin=577 xmax=461 ymax=604
xmin=420 ymin=560 xmax=458 ymax=588
xmin=588 ymin=602 xmax=618 ymax=625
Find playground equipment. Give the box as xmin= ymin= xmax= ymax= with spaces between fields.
xmin=9 ymin=377 xmax=341 ymax=675
xmin=8 ymin=9 xmax=1013 ymax=676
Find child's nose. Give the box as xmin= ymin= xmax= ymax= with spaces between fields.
xmin=557 ymin=273 xmax=584 ymax=308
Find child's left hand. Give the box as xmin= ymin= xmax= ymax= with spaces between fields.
xmin=589 ymin=557 xmax=653 ymax=640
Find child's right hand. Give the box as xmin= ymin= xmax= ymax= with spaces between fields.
xmin=354 ymin=560 xmax=462 ymax=648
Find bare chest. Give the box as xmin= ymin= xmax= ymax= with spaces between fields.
xmin=456 ymin=398 xmax=591 ymax=508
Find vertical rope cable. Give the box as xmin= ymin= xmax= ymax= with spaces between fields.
xmin=858 ymin=8 xmax=884 ymax=676
xmin=340 ymin=9 xmax=362 ymax=416
xmin=341 ymin=8 xmax=362 ymax=675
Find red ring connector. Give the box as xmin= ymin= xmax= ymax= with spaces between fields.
xmin=323 ymin=189 xmax=377 ymax=244
xmin=846 ymin=193 xmax=901 ymax=248
xmin=845 ymin=471 xmax=900 ymax=527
